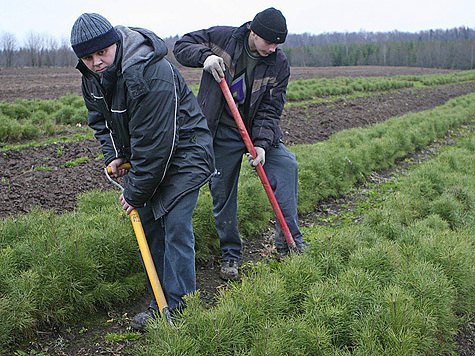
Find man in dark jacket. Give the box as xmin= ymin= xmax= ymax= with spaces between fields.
xmin=70 ymin=13 xmax=214 ymax=330
xmin=174 ymin=7 xmax=307 ymax=281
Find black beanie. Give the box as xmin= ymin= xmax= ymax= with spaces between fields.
xmin=250 ymin=7 xmax=287 ymax=44
xmin=70 ymin=13 xmax=120 ymax=58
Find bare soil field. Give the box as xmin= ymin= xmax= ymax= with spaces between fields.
xmin=0 ymin=65 xmax=459 ymax=101
xmin=1 ymin=66 xmax=473 ymax=219
xmin=0 ymin=66 xmax=474 ymax=355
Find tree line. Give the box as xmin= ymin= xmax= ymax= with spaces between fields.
xmin=282 ymin=27 xmax=474 ymax=69
xmin=0 ymin=27 xmax=473 ymax=69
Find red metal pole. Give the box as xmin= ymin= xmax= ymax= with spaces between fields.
xmin=219 ymin=79 xmax=296 ymax=249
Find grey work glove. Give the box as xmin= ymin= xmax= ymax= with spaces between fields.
xmin=246 ymin=147 xmax=266 ymax=167
xmin=203 ymin=55 xmax=225 ymax=82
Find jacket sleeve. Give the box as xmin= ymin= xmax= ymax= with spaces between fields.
xmin=252 ymin=53 xmax=290 ymax=150
xmin=121 ymin=64 xmax=177 ymax=208
xmin=83 ymin=83 xmax=122 ymax=165
xmin=173 ymin=26 xmax=232 ymax=67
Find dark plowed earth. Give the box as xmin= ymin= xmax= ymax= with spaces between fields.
xmin=1 ymin=79 xmax=473 ymax=219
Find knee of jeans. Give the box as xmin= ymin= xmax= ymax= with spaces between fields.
xmin=276 ymin=149 xmax=298 ymax=170
xmin=289 ymin=157 xmax=298 ymax=171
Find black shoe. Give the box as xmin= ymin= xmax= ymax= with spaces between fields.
xmin=219 ymin=260 xmax=239 ymax=281
xmin=130 ymin=307 xmax=159 ymax=331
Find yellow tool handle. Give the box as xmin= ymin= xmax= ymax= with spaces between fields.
xmin=105 ymin=162 xmax=172 ymax=322
xmin=129 ymin=209 xmax=169 ymax=314
xmin=106 ymin=163 xmax=132 ymax=174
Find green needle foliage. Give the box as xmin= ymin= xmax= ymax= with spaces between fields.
xmin=0 ymin=94 xmax=88 ymax=143
xmin=0 ymin=192 xmax=144 ymax=346
xmin=0 ymin=92 xmax=473 ymax=351
xmin=139 ymin=120 xmax=474 ymax=355
xmin=1 ymin=70 xmax=473 ymax=145
xmin=286 ymin=70 xmax=475 ymax=101
xmin=293 ymin=93 xmax=474 ymax=213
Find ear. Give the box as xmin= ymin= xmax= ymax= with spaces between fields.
xmin=250 ymin=30 xmax=260 ymax=39
xmin=249 ymin=30 xmax=258 ymax=45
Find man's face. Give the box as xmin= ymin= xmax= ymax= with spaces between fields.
xmin=81 ymin=43 xmax=117 ymax=73
xmin=248 ymin=31 xmax=279 ymax=57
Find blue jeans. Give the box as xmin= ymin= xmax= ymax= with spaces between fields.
xmin=136 ymin=189 xmax=199 ymax=311
xmin=209 ymin=124 xmax=304 ymax=262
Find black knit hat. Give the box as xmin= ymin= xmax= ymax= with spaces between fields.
xmin=70 ymin=13 xmax=120 ymax=58
xmin=250 ymin=7 xmax=287 ymax=44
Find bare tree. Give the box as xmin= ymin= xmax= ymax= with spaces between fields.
xmin=1 ymin=32 xmax=18 ymax=67
xmin=1 ymin=26 xmax=473 ymax=69
xmin=24 ymin=31 xmax=47 ymax=66
xmin=57 ymin=37 xmax=77 ymax=67
xmin=45 ymin=35 xmax=59 ymax=66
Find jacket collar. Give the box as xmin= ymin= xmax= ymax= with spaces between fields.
xmin=75 ymin=40 xmax=122 ymax=81
xmin=233 ymin=22 xmax=277 ymax=65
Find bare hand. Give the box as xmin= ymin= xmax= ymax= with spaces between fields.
xmin=120 ymin=193 xmax=135 ymax=215
xmin=107 ymin=158 xmax=128 ymax=178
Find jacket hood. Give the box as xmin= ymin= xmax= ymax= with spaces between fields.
xmin=233 ymin=22 xmax=251 ymax=42
xmin=116 ymin=25 xmax=168 ymax=72
xmin=75 ymin=25 xmax=168 ymax=77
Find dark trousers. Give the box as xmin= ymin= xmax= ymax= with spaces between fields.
xmin=137 ymin=189 xmax=199 ymax=311
xmin=210 ymin=124 xmax=304 ymax=262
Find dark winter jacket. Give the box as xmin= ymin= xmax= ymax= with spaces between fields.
xmin=77 ymin=25 xmax=214 ymax=219
xmin=173 ymin=22 xmax=290 ymax=150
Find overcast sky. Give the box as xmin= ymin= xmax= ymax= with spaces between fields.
xmin=1 ymin=0 xmax=473 ymax=45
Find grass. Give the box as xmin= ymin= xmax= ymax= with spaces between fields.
xmin=138 ymin=124 xmax=474 ymax=355
xmin=314 ymin=180 xmax=396 ymax=227
xmin=0 ymin=94 xmax=89 ymax=144
xmin=104 ymin=331 xmax=142 ymax=343
xmin=0 ymin=84 xmax=473 ymax=352
xmin=1 ymin=70 xmax=474 ymax=147
xmin=62 ymin=156 xmax=90 ymax=168
xmin=286 ymin=70 xmax=475 ymax=101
